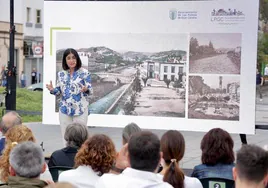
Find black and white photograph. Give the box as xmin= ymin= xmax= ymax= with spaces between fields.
xmin=56 ymin=32 xmax=188 ymax=117
xmin=188 ymin=75 xmax=240 ymax=121
xmin=189 ymin=33 xmax=242 ymax=74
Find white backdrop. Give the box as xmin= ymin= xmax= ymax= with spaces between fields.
xmin=43 ymin=0 xmax=259 ymax=134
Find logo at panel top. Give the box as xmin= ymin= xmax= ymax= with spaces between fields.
xmin=169 ymin=9 xmax=177 ymax=20
xmin=212 ymin=9 xmax=244 ymax=16
xmin=169 ymin=9 xmax=198 ymax=20
xmin=211 ymin=9 xmax=245 ymax=25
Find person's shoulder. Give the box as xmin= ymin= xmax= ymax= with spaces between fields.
xmin=57 ymin=70 xmax=66 ymax=76
xmin=161 ymin=182 xmax=174 ymax=188
xmin=95 ymin=173 xmax=119 ymax=188
xmin=51 ymin=148 xmax=65 ymax=158
xmin=78 ymin=67 xmax=87 ymax=72
xmin=99 ymin=173 xmax=118 ymax=180
xmin=58 ymin=168 xmax=76 ymax=181
xmin=193 ymin=164 xmax=207 ymax=170
xmin=184 ymin=176 xmax=203 ymax=188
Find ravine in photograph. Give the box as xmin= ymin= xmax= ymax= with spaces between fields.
xmin=55 ymin=33 xmax=188 ymax=117
xmin=189 ymin=33 xmax=242 ymax=74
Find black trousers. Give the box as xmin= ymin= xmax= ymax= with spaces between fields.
xmin=239 ymin=134 xmax=247 ymax=144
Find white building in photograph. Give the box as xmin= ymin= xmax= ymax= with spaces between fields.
xmin=142 ymin=60 xmax=186 ymax=82
xmin=77 ymin=51 xmax=90 ymax=66
xmin=159 ymin=62 xmax=186 ymax=81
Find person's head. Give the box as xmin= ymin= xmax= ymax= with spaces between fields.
xmin=233 ymin=145 xmax=268 ymax=187
xmin=0 ymin=125 xmax=35 ymax=182
xmin=257 ymin=69 xmax=260 ymax=74
xmin=122 ymin=122 xmax=142 ymax=145
xmin=64 ymin=123 xmax=89 ymax=148
xmin=62 ymin=48 xmax=82 ymax=71
xmin=161 ymin=130 xmax=185 ymax=188
xmin=75 ymin=134 xmax=116 ymax=176
xmin=21 ymin=71 xmax=24 ymax=74
xmin=0 ymin=111 xmax=22 ymax=135
xmin=128 ymin=131 xmax=161 ymax=172
xmin=9 ymin=141 xmax=46 ymax=179
xmin=201 ymin=128 xmax=234 ymax=165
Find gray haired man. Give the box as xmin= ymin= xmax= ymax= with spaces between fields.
xmin=0 ymin=111 xmax=22 ymax=154
xmin=0 ymin=142 xmax=48 ymax=188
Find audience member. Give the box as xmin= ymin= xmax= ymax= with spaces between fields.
xmin=0 ymin=142 xmax=48 ymax=188
xmin=191 ymin=128 xmax=235 ymax=180
xmin=48 ymin=123 xmax=88 ymax=168
xmin=160 ymin=130 xmax=202 ymax=188
xmin=233 ymin=145 xmax=268 ymax=188
xmin=58 ymin=134 xmax=116 ymax=188
xmin=0 ymin=125 xmax=52 ymax=183
xmin=44 ymin=182 xmax=77 ymax=188
xmin=95 ymin=131 xmax=173 ymax=188
xmin=122 ymin=122 xmax=141 ymax=145
xmin=0 ymin=111 xmax=22 ymax=154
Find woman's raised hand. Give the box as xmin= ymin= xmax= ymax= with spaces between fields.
xmin=46 ymin=81 xmax=54 ymax=92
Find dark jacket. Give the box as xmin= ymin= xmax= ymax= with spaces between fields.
xmin=0 ymin=137 xmax=5 ymax=155
xmin=191 ymin=163 xmax=235 ymax=180
xmin=48 ymin=146 xmax=78 ymax=168
xmin=0 ymin=176 xmax=48 ymax=188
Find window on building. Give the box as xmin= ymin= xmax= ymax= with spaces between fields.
xmin=23 ymin=41 xmax=33 ymax=56
xmin=164 ymin=74 xmax=168 ymax=80
xmin=164 ymin=66 xmax=168 ymax=73
xmin=149 ymin=64 xmax=154 ymax=71
xmin=179 ymin=67 xmax=183 ymax=74
xmin=171 ymin=75 xmax=175 ymax=81
xmin=171 ymin=66 xmax=175 ymax=73
xmin=27 ymin=7 xmax=31 ymax=22
xmin=36 ymin=9 xmax=41 ymax=24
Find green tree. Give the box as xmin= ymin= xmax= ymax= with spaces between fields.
xmin=142 ymin=77 xmax=149 ymax=87
xmin=260 ymin=0 xmax=268 ymax=24
xmin=164 ymin=79 xmax=171 ymax=88
xmin=258 ymin=33 xmax=268 ymax=65
xmin=190 ymin=37 xmax=199 ymax=56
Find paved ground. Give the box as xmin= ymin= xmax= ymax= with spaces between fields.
xmin=19 ymin=123 xmax=268 ymax=170
xmin=134 ymin=86 xmax=185 ymax=117
xmin=189 ymin=54 xmax=240 ymax=74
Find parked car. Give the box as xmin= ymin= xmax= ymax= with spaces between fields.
xmin=27 ymin=82 xmax=43 ymax=91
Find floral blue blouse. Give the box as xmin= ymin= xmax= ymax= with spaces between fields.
xmin=51 ymin=68 xmax=92 ymax=116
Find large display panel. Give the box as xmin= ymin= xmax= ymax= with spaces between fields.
xmin=44 ymin=0 xmax=259 ymax=134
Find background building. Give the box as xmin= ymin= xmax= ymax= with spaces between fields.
xmin=22 ymin=0 xmax=44 ymax=86
xmin=0 ymin=0 xmax=43 ymax=86
xmin=0 ymin=1 xmax=24 ymax=84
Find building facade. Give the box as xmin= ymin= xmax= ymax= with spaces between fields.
xmin=22 ymin=0 xmax=44 ymax=86
xmin=0 ymin=0 xmax=24 ymax=84
xmin=0 ymin=0 xmax=44 ymax=87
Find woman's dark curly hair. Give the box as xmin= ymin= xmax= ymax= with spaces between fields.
xmin=201 ymin=128 xmax=234 ymax=165
xmin=74 ymin=134 xmax=116 ymax=176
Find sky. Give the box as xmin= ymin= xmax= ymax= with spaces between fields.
xmin=56 ymin=32 xmax=188 ymax=53
xmin=190 ymin=33 xmax=241 ymax=49
xmin=200 ymin=75 xmax=240 ymax=88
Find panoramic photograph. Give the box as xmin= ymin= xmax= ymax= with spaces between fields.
xmin=55 ymin=32 xmax=188 ymax=117
xmin=188 ymin=75 xmax=240 ymax=121
xmin=189 ymin=33 xmax=242 ymax=74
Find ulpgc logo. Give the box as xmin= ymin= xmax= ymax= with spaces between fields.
xmin=169 ymin=9 xmax=177 ymax=20
xmin=211 ymin=8 xmax=245 ymax=24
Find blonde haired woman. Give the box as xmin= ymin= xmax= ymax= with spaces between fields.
xmin=0 ymin=125 xmax=52 ymax=183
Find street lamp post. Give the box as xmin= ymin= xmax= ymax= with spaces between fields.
xmin=5 ymin=0 xmax=17 ymax=111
